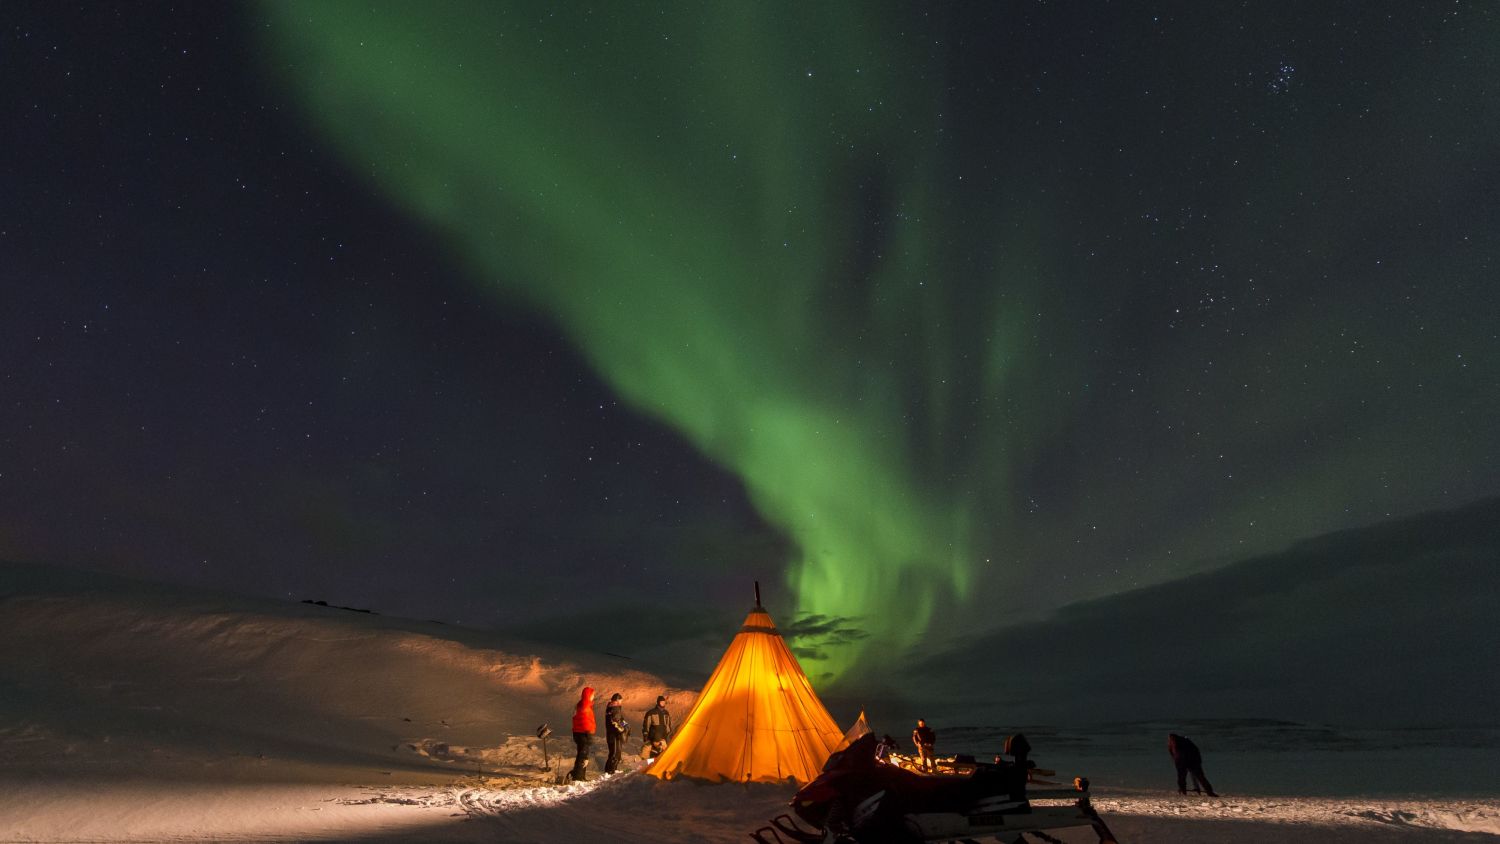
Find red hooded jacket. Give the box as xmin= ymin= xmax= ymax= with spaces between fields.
xmin=572 ymin=687 xmax=596 ymax=734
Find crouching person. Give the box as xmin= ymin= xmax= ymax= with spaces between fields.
xmin=1167 ymin=733 xmax=1217 ymax=797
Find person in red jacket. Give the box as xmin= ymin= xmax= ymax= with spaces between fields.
xmin=569 ymin=686 xmax=596 ymax=782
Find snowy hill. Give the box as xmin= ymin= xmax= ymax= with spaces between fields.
xmin=0 ymin=562 xmax=691 ymax=787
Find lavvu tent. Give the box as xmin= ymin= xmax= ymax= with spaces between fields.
xmin=645 ymin=586 xmax=845 ymax=783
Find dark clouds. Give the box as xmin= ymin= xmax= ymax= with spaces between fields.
xmin=782 ymin=615 xmax=872 ymax=664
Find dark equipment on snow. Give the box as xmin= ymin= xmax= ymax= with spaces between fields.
xmin=749 ymin=733 xmax=1120 ymax=843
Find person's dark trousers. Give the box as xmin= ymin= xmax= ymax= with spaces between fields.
xmin=605 ymin=730 xmax=624 ymax=774
xmin=570 ymin=732 xmax=592 ymax=781
xmin=1176 ymin=762 xmax=1215 ymax=795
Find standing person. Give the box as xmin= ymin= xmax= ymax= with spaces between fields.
xmin=569 ymin=687 xmax=596 ymax=782
xmin=641 ymin=694 xmax=673 ymax=761
xmin=1003 ymin=733 xmax=1032 ymax=774
xmin=604 ymin=693 xmax=628 ymax=774
xmin=1167 ymin=733 xmax=1218 ymax=796
xmin=912 ymin=718 xmax=937 ymax=772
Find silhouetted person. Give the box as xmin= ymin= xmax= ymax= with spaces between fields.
xmin=1002 ymin=733 xmax=1033 ymax=801
xmin=875 ymin=734 xmax=899 ymax=763
xmin=642 ymin=694 xmax=673 ymax=760
xmin=569 ymin=686 xmax=596 ymax=782
xmin=1167 ymin=733 xmax=1217 ymax=796
xmin=1004 ymin=733 xmax=1032 ymax=772
xmin=912 ymin=718 xmax=937 ymax=772
xmin=604 ymin=693 xmax=627 ymax=774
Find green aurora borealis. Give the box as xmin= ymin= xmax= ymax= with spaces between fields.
xmin=257 ymin=2 xmax=1498 ymax=677
xmin=259 ymin=2 xmax=1015 ymax=675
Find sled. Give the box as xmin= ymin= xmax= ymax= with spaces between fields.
xmin=752 ymin=734 xmax=1120 ymax=843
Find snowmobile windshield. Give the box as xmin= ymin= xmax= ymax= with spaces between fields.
xmin=821 ymin=733 xmax=879 ymax=774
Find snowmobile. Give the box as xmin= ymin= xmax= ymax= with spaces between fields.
xmin=750 ymin=734 xmax=1119 ymax=844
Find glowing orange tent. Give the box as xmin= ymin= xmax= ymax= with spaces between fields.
xmin=645 ymin=587 xmax=845 ymax=783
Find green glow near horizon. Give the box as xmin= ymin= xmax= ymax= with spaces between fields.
xmin=258 ymin=1 xmax=1040 ymax=677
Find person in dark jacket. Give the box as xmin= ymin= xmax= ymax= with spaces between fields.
xmin=1003 ymin=733 xmax=1032 ymax=774
xmin=641 ymin=695 xmax=673 ymax=760
xmin=569 ymin=687 xmax=596 ymax=782
xmin=1167 ymin=733 xmax=1217 ymax=796
xmin=912 ymin=719 xmax=937 ymax=772
xmin=604 ymin=693 xmax=628 ymax=774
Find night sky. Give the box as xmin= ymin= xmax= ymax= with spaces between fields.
xmin=3 ymin=2 xmax=1496 ymax=683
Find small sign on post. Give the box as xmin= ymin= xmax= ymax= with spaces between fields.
xmin=536 ymin=723 xmax=553 ymax=771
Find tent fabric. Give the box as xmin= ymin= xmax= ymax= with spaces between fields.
xmin=645 ymin=605 xmax=845 ymax=783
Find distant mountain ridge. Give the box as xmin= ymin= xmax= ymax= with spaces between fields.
xmin=916 ymin=496 xmax=1500 ymax=727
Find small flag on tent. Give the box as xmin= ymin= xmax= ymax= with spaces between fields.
xmin=838 ymin=709 xmax=872 ymax=750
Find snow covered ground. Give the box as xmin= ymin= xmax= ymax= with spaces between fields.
xmin=2 ymin=563 xmax=1497 ymax=842
xmin=6 ymin=767 xmax=1498 ymax=843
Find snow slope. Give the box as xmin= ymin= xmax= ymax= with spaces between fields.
xmin=2 ymin=562 xmax=1497 ymax=842
xmin=0 ymin=562 xmax=691 ymax=787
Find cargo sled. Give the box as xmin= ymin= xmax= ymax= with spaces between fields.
xmin=750 ymin=734 xmax=1119 ymax=844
